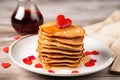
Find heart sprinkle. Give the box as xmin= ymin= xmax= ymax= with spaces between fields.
xmin=84 ymin=59 xmax=97 ymax=67
xmin=23 ymin=58 xmax=32 ymax=65
xmin=71 ymin=70 xmax=79 ymax=74
xmin=85 ymin=50 xmax=100 ymax=56
xmin=48 ymin=70 xmax=55 ymax=73
xmin=28 ymin=55 xmax=36 ymax=60
xmin=14 ymin=36 xmax=21 ymax=40
xmin=3 ymin=46 xmax=9 ymax=53
xmin=56 ymin=14 xmax=72 ymax=29
xmin=91 ymin=50 xmax=100 ymax=55
xmin=34 ymin=63 xmax=43 ymax=68
xmin=1 ymin=62 xmax=11 ymax=68
xmin=85 ymin=51 xmax=91 ymax=56
xmin=90 ymin=59 xmax=97 ymax=63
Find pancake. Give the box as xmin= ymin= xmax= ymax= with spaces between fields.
xmin=39 ymin=34 xmax=84 ymax=45
xmin=41 ymin=58 xmax=84 ymax=68
xmin=37 ymin=44 xmax=83 ymax=52
xmin=38 ymin=52 xmax=84 ymax=58
xmin=40 ymin=56 xmax=81 ymax=63
xmin=37 ymin=47 xmax=84 ymax=55
xmin=38 ymin=39 xmax=83 ymax=50
xmin=39 ymin=22 xmax=85 ymax=38
xmin=48 ymin=63 xmax=81 ymax=68
xmin=38 ymin=38 xmax=83 ymax=46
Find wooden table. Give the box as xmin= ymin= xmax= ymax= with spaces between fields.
xmin=0 ymin=0 xmax=120 ymax=80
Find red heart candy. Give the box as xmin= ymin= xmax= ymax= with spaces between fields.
xmin=1 ymin=62 xmax=11 ymax=68
xmin=14 ymin=36 xmax=21 ymax=40
xmin=23 ymin=58 xmax=32 ymax=65
xmin=71 ymin=70 xmax=79 ymax=74
xmin=56 ymin=15 xmax=72 ymax=29
xmin=3 ymin=46 xmax=9 ymax=53
xmin=90 ymin=59 xmax=97 ymax=63
xmin=57 ymin=15 xmax=65 ymax=21
xmin=34 ymin=63 xmax=43 ymax=68
xmin=84 ymin=59 xmax=97 ymax=67
xmin=91 ymin=50 xmax=100 ymax=55
xmin=85 ymin=51 xmax=91 ymax=56
xmin=48 ymin=70 xmax=55 ymax=73
xmin=28 ymin=55 xmax=36 ymax=60
xmin=85 ymin=62 xmax=95 ymax=67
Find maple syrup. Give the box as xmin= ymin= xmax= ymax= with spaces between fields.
xmin=11 ymin=0 xmax=43 ymax=35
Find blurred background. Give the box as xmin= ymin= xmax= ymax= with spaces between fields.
xmin=0 ymin=0 xmax=120 ymax=80
xmin=0 ymin=0 xmax=120 ymax=27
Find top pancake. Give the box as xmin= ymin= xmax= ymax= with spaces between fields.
xmin=39 ymin=22 xmax=85 ymax=38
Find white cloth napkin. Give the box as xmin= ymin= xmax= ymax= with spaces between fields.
xmin=84 ymin=11 xmax=120 ymax=72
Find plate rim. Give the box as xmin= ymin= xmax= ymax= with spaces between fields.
xmin=9 ymin=35 xmax=114 ymax=77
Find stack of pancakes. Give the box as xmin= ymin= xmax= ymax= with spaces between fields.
xmin=37 ymin=22 xmax=85 ymax=68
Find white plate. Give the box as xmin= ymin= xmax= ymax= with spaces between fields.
xmin=9 ymin=35 xmax=114 ymax=77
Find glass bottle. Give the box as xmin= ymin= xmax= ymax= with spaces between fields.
xmin=11 ymin=0 xmax=43 ymax=35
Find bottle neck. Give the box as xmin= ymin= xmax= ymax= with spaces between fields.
xmin=17 ymin=0 xmax=37 ymax=10
xmin=18 ymin=0 xmax=36 ymax=3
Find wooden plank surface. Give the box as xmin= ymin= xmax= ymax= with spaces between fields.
xmin=0 ymin=0 xmax=120 ymax=80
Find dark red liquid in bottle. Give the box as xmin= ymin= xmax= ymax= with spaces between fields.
xmin=11 ymin=9 xmax=43 ymax=35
